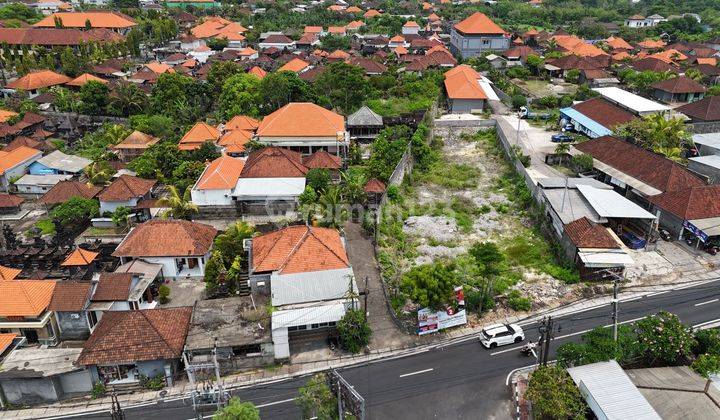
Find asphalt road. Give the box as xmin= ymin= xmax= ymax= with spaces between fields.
xmin=59 ymin=279 xmax=720 ymax=420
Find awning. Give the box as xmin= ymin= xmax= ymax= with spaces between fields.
xmin=560 ymin=107 xmax=613 ymax=138
xmin=272 ymin=302 xmax=348 ymax=330
xmin=688 ymin=217 xmax=720 ymax=237
xmin=578 ymin=250 xmax=634 ymax=267
xmin=577 ymin=185 xmax=656 ymax=219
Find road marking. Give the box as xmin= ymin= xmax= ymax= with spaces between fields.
xmin=695 ymin=299 xmax=719 ymax=307
xmin=693 ymin=318 xmax=720 ymax=328
xmin=399 ymin=368 xmax=434 ymax=378
xmin=256 ymin=397 xmax=296 ymax=408
xmin=648 ymin=290 xmax=670 ymax=297
xmin=621 ymin=296 xmax=644 ymax=303
xmin=491 ymin=345 xmax=526 ymax=356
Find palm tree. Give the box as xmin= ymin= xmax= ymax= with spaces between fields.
xmin=157 ymin=186 xmax=198 ymax=220
xmin=341 ymin=171 xmax=367 ymax=205
xmin=317 ymin=185 xmax=348 ymax=229
xmin=84 ymin=162 xmax=113 ymax=186
xmin=109 ymin=82 xmax=147 ymax=117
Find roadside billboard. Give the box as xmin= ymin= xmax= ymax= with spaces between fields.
xmin=417 ymin=286 xmax=467 ymax=335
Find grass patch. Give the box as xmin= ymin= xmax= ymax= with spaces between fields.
xmin=501 ymin=233 xmax=579 ymax=284
xmin=26 ymin=219 xmax=55 ymax=237
xmin=415 ymin=160 xmax=481 ymax=190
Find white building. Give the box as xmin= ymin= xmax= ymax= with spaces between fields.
xmin=97 ymin=174 xmax=156 ymax=215
xmin=112 ymin=219 xmax=217 ymax=278
xmin=0 ymin=146 xmax=43 ymax=192
xmin=191 ymin=155 xmax=245 ymax=206
xmin=14 ymin=174 xmax=72 ymax=197
xmin=250 ymin=225 xmax=358 ymax=359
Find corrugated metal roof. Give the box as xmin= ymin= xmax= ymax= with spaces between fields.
xmin=577 ymin=185 xmax=657 ymax=219
xmin=271 ymin=268 xmax=356 ymax=306
xmin=561 ymin=107 xmax=613 ymax=138
xmin=593 ymin=87 xmax=670 ymax=114
xmin=578 ymin=250 xmax=634 ymax=267
xmin=689 ymin=155 xmax=720 ymax=169
xmin=271 ymin=302 xmax=349 ymax=329
xmin=568 ymin=360 xmax=661 ymax=420
xmin=36 ymin=150 xmax=92 ymax=173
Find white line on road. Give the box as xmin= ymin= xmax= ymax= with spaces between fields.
xmin=256 ymin=397 xmax=296 ymax=408
xmin=399 ymin=368 xmax=434 ymax=378
xmin=695 ymin=299 xmax=719 ymax=307
xmin=648 ymin=290 xmax=670 ymax=297
xmin=491 ymin=345 xmax=525 ymax=356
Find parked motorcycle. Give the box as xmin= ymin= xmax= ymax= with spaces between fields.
xmin=659 ymin=229 xmax=672 ymax=242
xmin=520 ymin=341 xmax=537 ymax=357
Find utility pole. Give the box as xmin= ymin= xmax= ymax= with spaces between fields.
xmin=110 ymin=389 xmax=124 ymax=420
xmin=363 ymin=275 xmax=369 ymax=321
xmin=537 ymin=316 xmax=555 ymax=366
xmin=184 ymin=341 xmax=225 ymax=419
xmin=612 ymin=271 xmax=621 ymax=342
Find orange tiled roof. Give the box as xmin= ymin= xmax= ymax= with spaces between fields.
xmin=364 ymin=178 xmax=386 ymax=193
xmin=394 ymin=46 xmax=408 ymax=55
xmin=304 ymin=26 xmax=323 ymax=34
xmin=241 ymin=147 xmax=307 ymax=178
xmin=34 ymin=12 xmax=137 ymax=29
xmin=179 ymin=122 xmax=220 ymax=150
xmin=113 ymin=130 xmax=159 ymax=150
xmin=0 ymin=264 xmax=21 ymax=281
xmin=637 ymin=39 xmax=666 ymax=49
xmin=0 ymin=333 xmax=16 ymax=354
xmin=257 ymin=102 xmax=344 ymax=138
xmin=328 ymin=26 xmax=346 ymax=34
xmin=444 ymin=64 xmax=487 ymax=100
xmin=225 ymin=115 xmax=260 ymax=131
xmin=98 ymin=174 xmax=156 ymax=202
xmin=217 ymin=129 xmax=251 ymax=150
xmin=252 ymin=225 xmax=350 ymax=274
xmin=195 ymin=155 xmax=244 ymax=190
xmin=612 ymin=51 xmax=632 ymax=61
xmin=697 ymin=57 xmax=717 ymax=66
xmin=404 ymin=21 xmax=420 ymax=27
xmin=454 ymin=12 xmax=506 ymax=35
xmin=278 ymin=57 xmax=310 ymax=73
xmin=364 ymin=9 xmax=381 ymax=18
xmin=605 ymin=36 xmax=633 ymax=50
xmin=390 ymin=35 xmax=405 ymax=43
xmin=346 ymin=20 xmax=365 ymax=29
xmin=144 ymin=62 xmax=174 ymax=74
xmin=61 ymin=248 xmax=99 ymax=266
xmin=0 ymin=146 xmax=41 ymax=175
xmin=302 ymin=150 xmax=342 ymax=169
xmin=328 ymin=49 xmax=350 ymax=59
xmin=113 ymin=219 xmax=217 ymax=257
xmin=66 ymin=73 xmax=108 ymax=87
xmin=6 ymin=70 xmax=71 ymax=91
xmin=0 ymin=109 xmax=17 ymax=123
xmin=239 ymin=47 xmax=257 ymax=56
xmin=248 ymin=66 xmax=267 ymax=79
xmin=0 ymin=280 xmax=56 ymax=317
xmin=346 ymin=6 xmax=362 ymax=13
xmin=649 ymin=49 xmax=688 ymax=63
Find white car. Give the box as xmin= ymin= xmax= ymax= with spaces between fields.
xmin=479 ymin=323 xmax=525 ymax=349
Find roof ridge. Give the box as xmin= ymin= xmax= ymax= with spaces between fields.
xmin=308 ymin=228 xmax=349 ymax=265
xmin=277 ymin=226 xmax=313 ymax=272
xmin=140 ymin=310 xmax=175 ymax=352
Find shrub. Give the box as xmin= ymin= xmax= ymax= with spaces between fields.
xmin=91 ymin=382 xmax=106 ymax=399
xmin=692 ymin=353 xmax=720 ymax=378
xmin=695 ymin=329 xmax=720 ymax=356
xmin=306 ymin=168 xmax=331 ymax=193
xmin=337 ymin=308 xmax=372 ymax=353
xmin=636 ymin=311 xmax=696 ymax=366
xmin=572 ymin=153 xmax=594 ymax=172
xmin=401 ymin=262 xmax=459 ymax=309
xmin=511 ymin=94 xmax=527 ymax=110
xmin=565 ymin=69 xmax=581 ymax=84
xmin=158 ymin=284 xmax=170 ymax=304
xmin=139 ymin=374 xmax=165 ymax=390
xmin=526 ymin=366 xmax=587 ymax=419
xmin=386 ymin=185 xmax=400 ymax=201
xmin=215 ymin=397 xmax=260 ymax=420
xmin=507 ymin=290 xmax=532 ymax=311
xmin=506 ymin=66 xmax=531 ymax=79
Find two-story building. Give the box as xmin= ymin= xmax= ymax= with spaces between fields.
xmin=0 ymin=281 xmax=58 ymax=346
xmin=450 ymin=12 xmax=509 ymax=58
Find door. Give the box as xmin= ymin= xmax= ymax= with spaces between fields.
xmin=495 ymin=330 xmax=512 ymax=345
xmin=22 ymin=329 xmax=38 ymax=343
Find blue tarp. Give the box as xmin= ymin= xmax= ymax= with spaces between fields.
xmin=560 ymin=107 xmax=613 ymax=138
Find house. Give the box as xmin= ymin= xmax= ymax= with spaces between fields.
xmin=165 ymin=0 xmax=220 ymax=9
xmin=450 ymin=12 xmax=509 ymax=58
xmin=278 ymin=57 xmax=311 ymax=73
xmin=0 ymin=347 xmax=92 ymax=404
xmin=5 ymin=70 xmax=72 ymax=98
xmin=677 ymin=96 xmax=720 ymax=127
xmin=97 ymin=174 xmax=156 ymax=215
xmin=48 ymin=281 xmax=93 ymax=341
xmin=0 ymin=280 xmax=58 ymax=346
xmin=85 ymin=269 xmax=162 ymax=331
xmin=233 ymin=147 xmax=307 ymax=216
xmin=113 ymin=219 xmax=217 ymax=278
xmin=190 ymin=155 xmax=245 ymax=206
xmin=0 ymin=146 xmax=43 ymax=192
xmin=0 ymin=193 xmax=24 ymax=214
xmin=185 ymin=297 xmax=274 ymax=373
xmin=347 ymin=105 xmax=383 ymax=142
xmin=250 ymin=225 xmax=358 ymax=359
xmin=255 ymin=102 xmax=348 ymax=155
xmin=39 ymin=180 xmax=102 ymax=207
xmin=77 ymin=307 xmax=192 ymax=387
xmin=28 ymin=150 xmax=92 ymax=176
xmin=178 ymin=121 xmax=220 ymax=151
xmin=443 ymin=65 xmax=489 ymax=113
xmin=65 ymin=73 xmax=108 ymax=88
xmin=33 ymin=12 xmax=137 ymax=34
xmin=651 ymin=76 xmax=706 ymax=103
xmin=648 ymin=185 xmax=720 ymax=242
xmin=303 ymin=150 xmax=342 ymax=179
xmin=112 ymin=130 xmax=159 ymax=163
xmin=560 ymin=97 xmax=637 ymax=138
xmin=346 ymin=56 xmax=387 ymax=75
xmin=592 ymin=87 xmax=671 ymax=116
xmin=14 ymin=174 xmax=72 ymax=197
xmin=562 ymin=217 xmax=631 ymax=281
xmin=625 ymin=14 xmax=665 ymax=27
xmin=258 ymin=34 xmax=295 ymax=50
xmin=0 ymin=28 xmax=122 ymax=51
xmin=402 ymin=21 xmax=420 ymax=36
xmin=224 ymin=115 xmax=260 ymax=132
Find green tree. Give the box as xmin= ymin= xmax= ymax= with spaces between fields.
xmin=79 ymin=80 xmax=109 ymax=115
xmin=85 ymin=161 xmax=114 ymax=186
xmin=204 ymin=250 xmax=226 ymax=293
xmin=258 ymin=71 xmax=316 ymax=114
xmin=296 ymin=374 xmax=337 ymax=420
xmin=556 ymin=325 xmax=641 ymax=368
xmin=468 ymin=242 xmax=505 ymax=278
xmin=565 ymin=68 xmax=581 ymax=84
xmin=401 ymin=262 xmax=459 ymax=309
xmin=319 ymin=34 xmax=350 ymax=50
xmin=51 ymin=197 xmax=99 ymax=226
xmin=214 ymin=397 xmax=259 ymax=420
xmin=340 ymin=170 xmax=367 ymax=205
xmin=110 ymin=206 xmax=131 ymax=227
xmin=315 ymin=62 xmax=369 ymax=114
xmin=60 ymin=46 xmax=79 ymax=77
xmin=615 ymin=114 xmax=690 ymax=161
xmin=694 ymin=329 xmax=720 ymax=356
xmin=212 ymin=221 xmax=254 ymax=268
xmin=207 ymin=61 xmax=243 ymax=94
xmin=525 ymin=366 xmax=587 ymax=420
xmin=636 ymin=311 xmax=696 ymax=366
xmin=157 ymin=185 xmax=198 ymax=220
xmin=306 ymin=168 xmax=331 ymax=193
xmin=365 ymin=125 xmax=411 ymax=181
xmin=218 ymin=73 xmax=260 ymax=119
xmin=511 ymin=94 xmax=527 ymax=110
xmin=337 ymin=308 xmax=371 ymax=353
xmin=128 ymin=141 xmax=183 ymax=180
xmin=206 ymin=37 xmax=229 ymax=51
xmin=129 ymin=114 xmax=175 ymax=138
xmin=317 ymin=185 xmax=347 ymax=228
xmin=109 ymin=83 xmax=148 ymax=117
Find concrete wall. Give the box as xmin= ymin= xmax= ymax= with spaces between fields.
xmin=100 ymin=198 xmax=138 ymax=215
xmin=136 ymin=360 xmax=167 ymax=381
xmin=56 ymin=311 xmax=90 ymax=341
xmin=690 ymin=121 xmax=720 ymax=134
xmin=448 ymin=99 xmax=485 ymax=114
xmin=191 ymin=188 xmax=233 ymax=206
xmin=58 ymin=370 xmax=92 ymax=395
xmin=450 ymin=29 xmax=510 ymax=57
xmin=1 ymin=377 xmax=59 ymax=404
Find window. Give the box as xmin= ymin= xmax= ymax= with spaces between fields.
xmin=88 ymin=311 xmax=99 ymax=328
xmin=482 ymin=39 xmax=490 ymax=45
